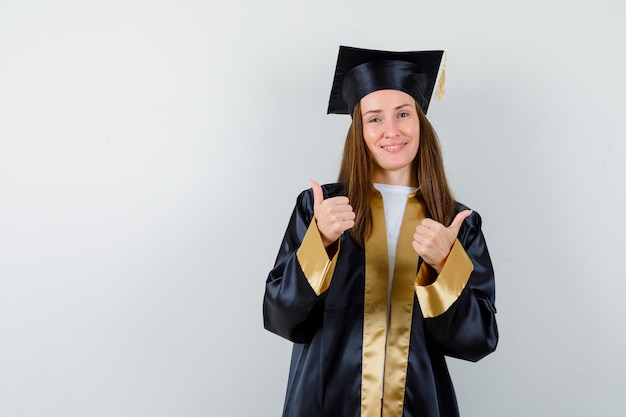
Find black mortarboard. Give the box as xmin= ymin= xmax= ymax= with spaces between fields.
xmin=327 ymin=46 xmax=445 ymax=116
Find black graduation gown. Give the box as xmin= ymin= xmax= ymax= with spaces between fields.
xmin=263 ymin=183 xmax=498 ymax=417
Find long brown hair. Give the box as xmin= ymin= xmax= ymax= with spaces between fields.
xmin=337 ymin=100 xmax=456 ymax=246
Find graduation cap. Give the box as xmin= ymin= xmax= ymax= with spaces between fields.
xmin=327 ymin=46 xmax=446 ymax=116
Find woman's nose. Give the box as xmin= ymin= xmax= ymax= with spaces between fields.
xmin=384 ymin=120 xmax=399 ymax=138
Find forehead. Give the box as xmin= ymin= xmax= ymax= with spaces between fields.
xmin=360 ymin=89 xmax=415 ymax=111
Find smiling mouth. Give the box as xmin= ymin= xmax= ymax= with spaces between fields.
xmin=381 ymin=143 xmax=406 ymax=152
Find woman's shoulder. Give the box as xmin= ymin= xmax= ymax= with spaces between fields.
xmin=454 ymin=200 xmax=485 ymax=233
xmin=292 ymin=182 xmax=346 ymax=212
xmin=296 ymin=182 xmax=346 ymax=200
xmin=321 ymin=182 xmax=347 ymax=198
xmin=454 ymin=200 xmax=472 ymax=212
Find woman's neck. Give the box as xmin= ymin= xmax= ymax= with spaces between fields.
xmin=372 ymin=168 xmax=418 ymax=187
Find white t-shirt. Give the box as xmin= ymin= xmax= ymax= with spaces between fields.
xmin=373 ymin=183 xmax=418 ymax=310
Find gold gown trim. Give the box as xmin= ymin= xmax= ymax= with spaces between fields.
xmin=414 ymin=239 xmax=473 ymax=318
xmin=362 ymin=191 xmax=424 ymax=417
xmin=296 ymin=219 xmax=339 ymax=295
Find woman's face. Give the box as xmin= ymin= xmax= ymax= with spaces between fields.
xmin=360 ymin=89 xmax=420 ymax=186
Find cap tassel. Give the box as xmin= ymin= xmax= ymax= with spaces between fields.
xmin=435 ymin=52 xmax=446 ymax=100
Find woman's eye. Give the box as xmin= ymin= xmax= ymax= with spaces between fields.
xmin=398 ymin=112 xmax=409 ymax=118
xmin=368 ymin=117 xmax=380 ymax=123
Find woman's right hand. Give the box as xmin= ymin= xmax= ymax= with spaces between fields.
xmin=309 ymin=179 xmax=355 ymax=248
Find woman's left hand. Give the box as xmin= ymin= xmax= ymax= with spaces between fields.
xmin=412 ymin=210 xmax=472 ymax=274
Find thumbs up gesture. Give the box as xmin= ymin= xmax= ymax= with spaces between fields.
xmin=412 ymin=210 xmax=472 ymax=274
xmin=309 ymin=179 xmax=355 ymax=248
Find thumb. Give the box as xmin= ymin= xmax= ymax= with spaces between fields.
xmin=448 ymin=209 xmax=472 ymax=233
xmin=309 ymin=179 xmax=324 ymax=209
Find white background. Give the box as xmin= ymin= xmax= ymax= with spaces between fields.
xmin=1 ymin=0 xmax=625 ymax=416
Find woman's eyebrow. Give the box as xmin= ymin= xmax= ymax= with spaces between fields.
xmin=362 ymin=103 xmax=413 ymax=117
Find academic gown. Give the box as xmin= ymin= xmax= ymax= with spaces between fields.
xmin=263 ymin=183 xmax=498 ymax=417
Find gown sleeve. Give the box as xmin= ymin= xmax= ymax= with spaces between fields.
xmin=414 ymin=209 xmax=498 ymax=362
xmin=263 ymin=188 xmax=340 ymax=343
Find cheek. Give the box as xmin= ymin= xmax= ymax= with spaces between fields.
xmin=362 ymin=128 xmax=378 ymax=148
xmin=410 ymin=125 xmax=420 ymax=145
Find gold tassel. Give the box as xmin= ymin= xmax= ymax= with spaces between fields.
xmin=435 ymin=51 xmax=447 ymax=100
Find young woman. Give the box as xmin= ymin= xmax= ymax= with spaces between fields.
xmin=263 ymin=46 xmax=498 ymax=417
